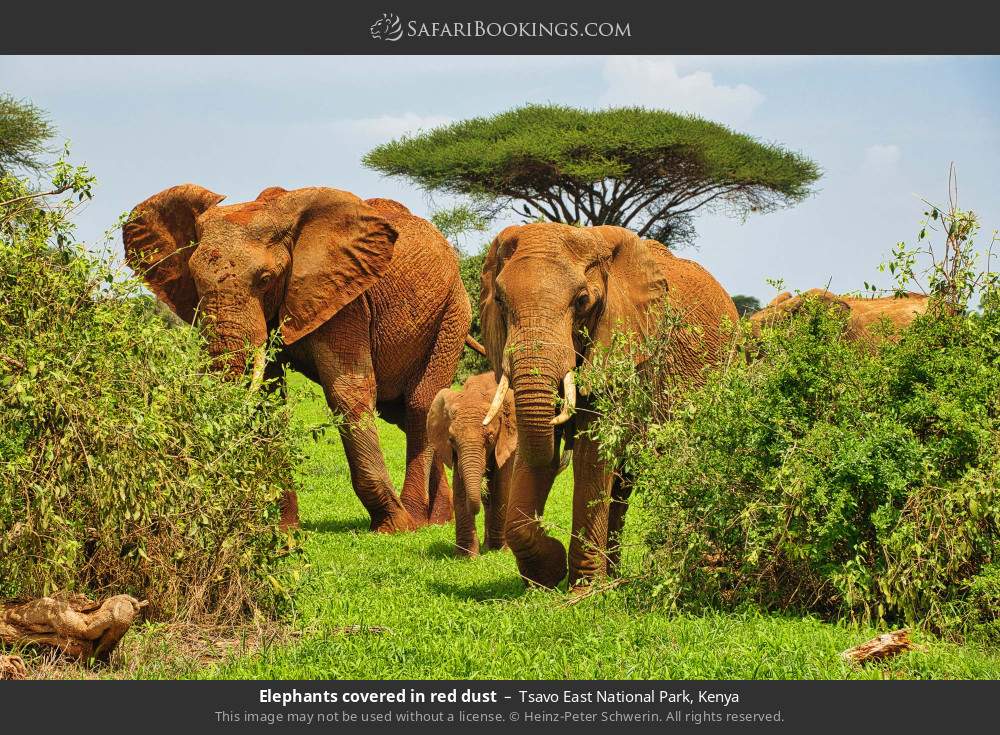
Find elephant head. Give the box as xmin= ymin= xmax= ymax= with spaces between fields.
xmin=122 ymin=184 xmax=397 ymax=378
xmin=480 ymin=223 xmax=668 ymax=468
xmin=427 ymin=372 xmax=518 ymax=556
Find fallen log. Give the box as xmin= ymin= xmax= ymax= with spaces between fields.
xmin=841 ymin=628 xmax=916 ymax=665
xmin=1 ymin=593 xmax=147 ymax=661
xmin=0 ymin=654 xmax=28 ymax=679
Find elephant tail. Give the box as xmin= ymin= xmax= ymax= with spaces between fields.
xmin=465 ymin=334 xmax=487 ymax=356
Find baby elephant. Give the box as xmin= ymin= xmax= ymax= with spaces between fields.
xmin=428 ymin=373 xmax=518 ymax=557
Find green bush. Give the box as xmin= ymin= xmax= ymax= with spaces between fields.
xmin=951 ymin=563 xmax=1000 ymax=644
xmin=583 ymin=290 xmax=999 ymax=635
xmin=1 ymin=175 xmax=303 ymax=622
xmin=455 ymin=244 xmax=490 ymax=383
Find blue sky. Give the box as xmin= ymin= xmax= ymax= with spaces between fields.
xmin=2 ymin=55 xmax=997 ymax=301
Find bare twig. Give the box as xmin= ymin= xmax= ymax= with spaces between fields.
xmin=0 ymin=184 xmax=72 ymax=209
xmin=0 ymin=353 xmax=26 ymax=370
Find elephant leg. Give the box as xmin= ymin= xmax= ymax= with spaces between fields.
xmin=483 ymin=458 xmax=512 ymax=551
xmin=428 ymin=453 xmax=454 ymax=525
xmin=260 ymin=356 xmax=299 ymax=529
xmin=399 ymin=403 xmax=435 ymax=526
xmin=451 ymin=466 xmax=479 ymax=557
xmin=606 ymin=474 xmax=633 ymax=577
xmin=318 ymin=355 xmax=413 ymax=533
xmin=398 ymin=289 xmax=466 ymax=524
xmin=337 ymin=416 xmax=413 ymax=533
xmin=567 ymin=435 xmax=615 ymax=588
xmin=278 ymin=490 xmax=300 ymax=530
xmin=505 ymin=455 xmax=566 ymax=588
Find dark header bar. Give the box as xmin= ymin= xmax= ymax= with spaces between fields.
xmin=3 ymin=0 xmax=999 ymax=54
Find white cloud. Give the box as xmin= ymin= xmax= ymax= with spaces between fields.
xmin=863 ymin=144 xmax=902 ymax=172
xmin=665 ymin=55 xmax=947 ymax=71
xmin=331 ymin=113 xmax=453 ymax=141
xmin=598 ymin=56 xmax=764 ymax=125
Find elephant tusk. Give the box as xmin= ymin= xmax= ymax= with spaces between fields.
xmin=482 ymin=373 xmax=509 ymax=426
xmin=550 ymin=371 xmax=576 ymax=426
xmin=249 ymin=345 xmax=266 ymax=392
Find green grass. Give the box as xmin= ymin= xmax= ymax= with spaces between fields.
xmin=128 ymin=373 xmax=1000 ymax=679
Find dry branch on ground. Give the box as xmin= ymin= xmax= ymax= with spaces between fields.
xmin=0 ymin=654 xmax=29 ymax=679
xmin=841 ymin=629 xmax=917 ymax=665
xmin=1 ymin=593 xmax=147 ymax=661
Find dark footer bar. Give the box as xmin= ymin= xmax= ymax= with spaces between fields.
xmin=1 ymin=680 xmax=992 ymax=733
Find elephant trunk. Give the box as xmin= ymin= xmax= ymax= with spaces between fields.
xmin=458 ymin=444 xmax=487 ymax=515
xmin=508 ymin=322 xmax=573 ymax=469
xmin=510 ymin=369 xmax=559 ymax=467
xmin=198 ymin=291 xmax=267 ymax=379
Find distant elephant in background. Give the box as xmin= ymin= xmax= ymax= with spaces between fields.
xmin=123 ymin=184 xmax=474 ymax=532
xmin=750 ymin=289 xmax=930 ymax=344
xmin=479 ymin=223 xmax=738 ymax=588
xmin=427 ymin=373 xmax=519 ymax=557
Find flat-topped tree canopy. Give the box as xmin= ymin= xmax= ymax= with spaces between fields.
xmin=363 ymin=104 xmax=820 ymax=246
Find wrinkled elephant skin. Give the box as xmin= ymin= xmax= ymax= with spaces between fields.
xmin=750 ymin=289 xmax=930 ymax=346
xmin=479 ymin=223 xmax=738 ymax=588
xmin=123 ymin=185 xmax=467 ymax=533
xmin=427 ymin=372 xmax=519 ymax=557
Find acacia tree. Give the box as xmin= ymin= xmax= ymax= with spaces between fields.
xmin=364 ymin=104 xmax=820 ymax=246
xmin=0 ymin=95 xmax=55 ymax=176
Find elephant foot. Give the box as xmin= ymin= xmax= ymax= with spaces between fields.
xmin=427 ymin=490 xmax=454 ymax=525
xmin=515 ymin=536 xmax=568 ymax=589
xmin=455 ymin=537 xmax=480 ymax=558
xmin=482 ymin=539 xmax=507 ymax=553
xmin=567 ymin=578 xmax=600 ymax=599
xmin=400 ymin=496 xmax=430 ymax=528
xmin=278 ymin=490 xmax=300 ymax=530
xmin=369 ymin=506 xmax=416 ymax=534
xmin=568 ymin=563 xmax=608 ymax=589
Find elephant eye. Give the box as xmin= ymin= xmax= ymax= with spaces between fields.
xmin=257 ymin=271 xmax=274 ymax=288
xmin=574 ymin=291 xmax=590 ymax=311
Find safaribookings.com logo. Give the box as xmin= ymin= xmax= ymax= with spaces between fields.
xmin=370 ymin=13 xmax=404 ymax=41
xmin=370 ymin=13 xmax=631 ymax=42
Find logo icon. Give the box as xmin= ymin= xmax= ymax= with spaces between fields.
xmin=370 ymin=13 xmax=403 ymax=42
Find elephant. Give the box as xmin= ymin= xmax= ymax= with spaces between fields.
xmin=479 ymin=223 xmax=738 ymax=588
xmin=123 ymin=184 xmax=475 ymax=533
xmin=427 ymin=372 xmax=518 ymax=557
xmin=750 ymin=289 xmax=930 ymax=344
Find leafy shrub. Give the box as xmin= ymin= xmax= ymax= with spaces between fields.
xmin=1 ymin=172 xmax=303 ymax=622
xmin=583 ymin=205 xmax=999 ymax=636
xmin=455 ymin=244 xmax=490 ymax=383
xmin=949 ymin=563 xmax=1000 ymax=644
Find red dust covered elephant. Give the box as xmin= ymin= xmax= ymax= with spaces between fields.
xmin=478 ymin=223 xmax=738 ymax=589
xmin=123 ymin=184 xmax=473 ymax=532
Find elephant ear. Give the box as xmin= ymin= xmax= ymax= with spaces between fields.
xmin=255 ymin=186 xmax=288 ymax=203
xmin=588 ymin=226 xmax=670 ymax=364
xmin=493 ymin=396 xmax=517 ymax=468
xmin=480 ymin=226 xmax=519 ymax=380
xmin=277 ymin=188 xmax=398 ymax=344
xmin=122 ymin=184 xmax=225 ymax=323
xmin=427 ymin=389 xmax=455 ymax=469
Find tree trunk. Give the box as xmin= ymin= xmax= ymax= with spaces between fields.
xmin=1 ymin=593 xmax=147 ymax=662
